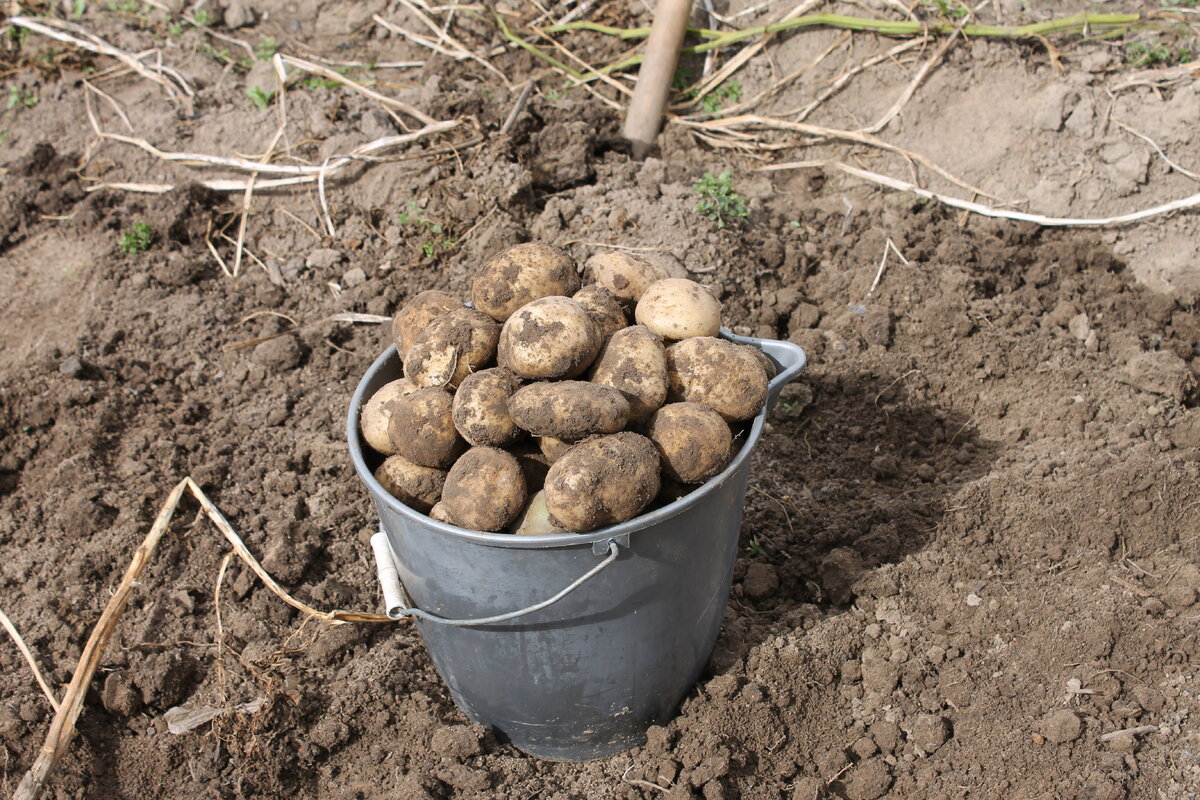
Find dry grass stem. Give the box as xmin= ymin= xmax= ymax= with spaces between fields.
xmin=857 ymin=25 xmax=961 ymax=134
xmin=759 ymin=159 xmax=1200 ymax=226
xmin=10 ymin=16 xmax=193 ymax=98
xmin=279 ymin=54 xmax=436 ymax=126
xmin=1114 ymin=120 xmax=1200 ymax=182
xmin=784 ymin=38 xmax=926 ymax=121
xmin=0 ymin=609 xmax=60 ymax=712
xmin=867 ymin=237 xmax=909 ymax=297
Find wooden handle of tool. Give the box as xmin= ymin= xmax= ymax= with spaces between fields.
xmin=622 ymin=0 xmax=694 ymax=159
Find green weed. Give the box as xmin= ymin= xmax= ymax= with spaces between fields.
xmin=397 ymin=201 xmax=456 ymax=257
xmin=246 ymin=85 xmax=275 ymax=110
xmin=693 ymin=170 xmax=749 ymax=229
xmin=72 ymin=0 xmax=88 ymax=18
xmin=1124 ymin=40 xmax=1194 ymax=67
xmin=255 ymin=36 xmax=278 ymax=61
xmin=119 ymin=222 xmax=155 ymax=254
xmin=6 ymin=86 xmax=38 ymax=110
xmin=191 ymin=8 xmax=211 ymax=25
xmin=744 ymin=538 xmax=766 ymax=558
xmin=701 ymin=79 xmax=741 ymax=113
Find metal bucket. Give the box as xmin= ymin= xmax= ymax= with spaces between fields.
xmin=347 ymin=330 xmax=806 ymax=761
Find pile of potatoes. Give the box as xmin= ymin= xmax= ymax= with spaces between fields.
xmin=359 ymin=242 xmax=774 ymax=534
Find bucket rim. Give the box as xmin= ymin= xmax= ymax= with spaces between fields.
xmin=347 ymin=329 xmax=805 ymax=550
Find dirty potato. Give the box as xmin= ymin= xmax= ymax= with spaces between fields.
xmin=509 ymin=441 xmax=551 ymax=491
xmin=587 ymin=325 xmax=668 ymax=425
xmin=392 ymin=290 xmax=461 ymax=360
xmin=538 ymin=436 xmax=577 ymax=464
xmin=442 ymin=446 xmax=527 ymax=532
xmin=452 ymin=367 xmax=524 ymax=447
xmin=405 ymin=308 xmax=500 ymax=389
xmin=388 ymin=387 xmax=466 ymax=469
xmin=472 ymin=242 xmax=580 ymax=322
xmin=585 ymin=251 xmax=672 ymax=306
xmin=508 ymin=381 xmax=630 ymax=440
xmin=572 ymin=284 xmax=628 ymax=341
xmin=429 ymin=502 xmax=453 ymax=524
xmin=374 ymin=455 xmax=446 ymax=513
xmin=666 ymin=337 xmax=769 ymax=422
xmin=544 ymin=432 xmax=660 ymax=532
xmin=359 ymin=377 xmax=417 ymax=454
xmin=635 ymin=278 xmax=722 ymax=340
xmin=646 ymin=402 xmax=733 ymax=484
xmin=497 ymin=296 xmax=602 ymax=380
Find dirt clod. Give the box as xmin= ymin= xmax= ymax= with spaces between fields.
xmin=843 ymin=758 xmax=893 ymax=800
xmin=743 ymin=562 xmax=780 ymax=599
xmin=1040 ymin=709 xmax=1084 ymax=744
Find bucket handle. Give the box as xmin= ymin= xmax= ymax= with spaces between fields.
xmin=371 ymin=532 xmax=621 ymax=627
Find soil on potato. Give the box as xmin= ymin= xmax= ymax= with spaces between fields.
xmin=1 ymin=1 xmax=1199 ymax=799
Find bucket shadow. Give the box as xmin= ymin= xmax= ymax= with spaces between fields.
xmin=708 ymin=368 xmax=1001 ymax=671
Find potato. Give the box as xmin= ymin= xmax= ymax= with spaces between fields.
xmin=509 ymin=441 xmax=551 ymax=491
xmin=572 ymin=284 xmax=628 ymax=341
xmin=392 ymin=290 xmax=461 ymax=360
xmin=635 ymin=279 xmax=722 ymax=340
xmin=736 ymin=343 xmax=778 ymax=379
xmin=429 ymin=502 xmax=453 ymax=524
xmin=646 ymin=403 xmax=733 ymax=484
xmin=452 ymin=367 xmax=524 ymax=447
xmin=538 ymin=436 xmax=577 ymax=464
xmin=585 ymin=251 xmax=672 ymax=306
xmin=509 ymin=490 xmax=568 ymax=536
xmin=405 ymin=308 xmax=500 ymax=389
xmin=442 ymin=446 xmax=527 ymax=532
xmin=388 ymin=387 xmax=466 ymax=469
xmin=509 ymin=381 xmax=630 ymax=440
xmin=360 ymin=378 xmax=417 ymax=454
xmin=497 ymin=296 xmax=602 ymax=380
xmin=587 ymin=325 xmax=668 ymax=425
xmin=666 ymin=337 xmax=769 ymax=422
xmin=544 ymin=432 xmax=661 ymax=532
xmin=472 ymin=242 xmax=580 ymax=322
xmin=374 ymin=455 xmax=446 ymax=513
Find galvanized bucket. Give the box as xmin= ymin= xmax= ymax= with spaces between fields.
xmin=348 ymin=330 xmax=806 ymax=760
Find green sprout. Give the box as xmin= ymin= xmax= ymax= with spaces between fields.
xmin=745 ymin=538 xmax=766 ymax=558
xmin=72 ymin=0 xmax=88 ymax=19
xmin=119 ymin=222 xmax=155 ymax=254
xmin=6 ymin=86 xmax=38 ymax=110
xmin=693 ymin=170 xmax=749 ymax=229
xmin=1124 ymin=40 xmax=1194 ymax=67
xmin=255 ymin=36 xmax=278 ymax=61
xmin=246 ymin=85 xmax=275 ymax=110
xmin=701 ymin=79 xmax=741 ymax=113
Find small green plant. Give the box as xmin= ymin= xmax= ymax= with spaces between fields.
xmin=106 ymin=0 xmax=141 ymax=13
xmin=1124 ymin=40 xmax=1193 ymax=67
xmin=398 ymin=201 xmax=456 ymax=257
xmin=119 ymin=222 xmax=155 ymax=254
xmin=246 ymin=85 xmax=275 ymax=110
xmin=255 ymin=36 xmax=278 ymax=61
xmin=744 ymin=538 xmax=766 ymax=558
xmin=198 ymin=42 xmax=233 ymax=64
xmin=166 ymin=19 xmax=184 ymax=36
xmin=672 ymin=65 xmax=694 ymax=91
xmin=72 ymin=0 xmax=88 ymax=18
xmin=6 ymin=86 xmax=38 ymax=110
xmin=693 ymin=170 xmax=749 ymax=229
xmin=926 ymin=0 xmax=969 ymax=18
xmin=5 ymin=26 xmax=28 ymax=46
xmin=701 ymin=79 xmax=741 ymax=113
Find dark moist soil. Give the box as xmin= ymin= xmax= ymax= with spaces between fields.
xmin=2 ymin=3 xmax=1199 ymax=799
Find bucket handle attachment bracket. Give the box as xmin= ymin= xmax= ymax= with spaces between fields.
xmin=371 ymin=532 xmax=622 ymax=627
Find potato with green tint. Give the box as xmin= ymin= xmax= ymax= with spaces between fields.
xmin=585 ymin=251 xmax=672 ymax=306
xmin=359 ymin=377 xmax=417 ymax=455
xmin=374 ymin=455 xmax=446 ymax=513
xmin=587 ymin=325 xmax=668 ymax=425
xmin=572 ymin=284 xmax=628 ymax=341
xmin=472 ymin=242 xmax=580 ymax=322
xmin=405 ymin=308 xmax=499 ymax=390
xmin=635 ymin=278 xmax=722 ymax=340
xmin=392 ymin=290 xmax=460 ymax=360
xmin=544 ymin=432 xmax=660 ymax=532
xmin=442 ymin=446 xmax=527 ymax=532
xmin=509 ymin=490 xmax=568 ymax=535
xmin=388 ymin=387 xmax=466 ymax=469
xmin=666 ymin=337 xmax=768 ymax=422
xmin=508 ymin=381 xmax=629 ymax=440
xmin=646 ymin=402 xmax=733 ymax=484
xmin=497 ymin=296 xmax=602 ymax=380
xmin=452 ymin=367 xmax=524 ymax=447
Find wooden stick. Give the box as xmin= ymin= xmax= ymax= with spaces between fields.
xmin=622 ymin=0 xmax=694 ymax=158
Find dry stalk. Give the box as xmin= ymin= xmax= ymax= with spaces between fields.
xmin=12 ymin=476 xmax=394 ymax=800
xmin=759 ymin=159 xmax=1200 ymax=226
xmin=0 ymin=610 xmax=60 ymax=712
xmin=857 ymin=24 xmax=961 ymax=135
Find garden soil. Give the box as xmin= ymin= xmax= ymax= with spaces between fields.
xmin=1 ymin=1 xmax=1198 ymax=798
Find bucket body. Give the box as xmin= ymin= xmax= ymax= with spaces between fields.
xmin=348 ymin=331 xmax=805 ymax=761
